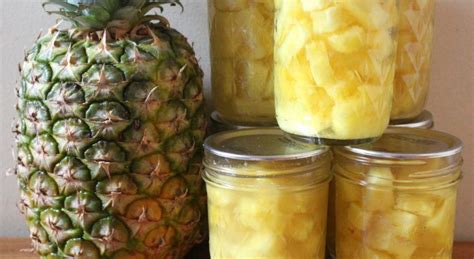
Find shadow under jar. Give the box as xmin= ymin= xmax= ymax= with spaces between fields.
xmin=208 ymin=0 xmax=276 ymax=126
xmin=274 ymin=0 xmax=399 ymax=145
xmin=392 ymin=0 xmax=435 ymax=120
xmin=333 ymin=128 xmax=463 ymax=258
xmin=202 ymin=128 xmax=331 ymax=258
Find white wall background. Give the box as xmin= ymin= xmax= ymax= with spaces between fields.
xmin=0 ymin=0 xmax=473 ymax=240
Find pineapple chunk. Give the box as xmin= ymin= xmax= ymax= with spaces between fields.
xmin=340 ymin=0 xmax=390 ymax=30
xmin=235 ymin=8 xmax=273 ymax=59
xmin=300 ymin=0 xmax=331 ymax=12
xmin=359 ymin=247 xmax=392 ymax=259
xmin=347 ymin=203 xmax=370 ymax=231
xmin=214 ymin=0 xmax=248 ymax=11
xmin=305 ymin=41 xmax=336 ymax=86
xmin=287 ymin=51 xmax=314 ymax=83
xmin=395 ymin=193 xmax=437 ymax=217
xmin=336 ymin=175 xmax=362 ymax=203
xmin=327 ymin=26 xmax=366 ymax=53
xmin=364 ymin=167 xmax=394 ymax=211
xmin=425 ymin=192 xmax=456 ymax=233
xmin=277 ymin=22 xmax=311 ymax=66
xmin=233 ymin=195 xmax=280 ymax=230
xmin=287 ymin=213 xmax=316 ymax=241
xmin=367 ymin=212 xmax=418 ymax=256
xmin=311 ymin=6 xmax=353 ymax=34
xmin=243 ymin=230 xmax=286 ymax=257
xmin=234 ymin=59 xmax=271 ymax=100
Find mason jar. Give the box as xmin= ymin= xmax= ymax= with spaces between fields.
xmin=327 ymin=110 xmax=434 ymax=257
xmin=326 ymin=109 xmax=435 ymax=258
xmin=203 ymin=128 xmax=331 ymax=258
xmin=274 ymin=0 xmax=398 ymax=145
xmin=208 ymin=0 xmax=276 ymax=125
xmin=390 ymin=110 xmax=434 ymax=129
xmin=333 ymin=128 xmax=463 ymax=258
xmin=392 ymin=0 xmax=435 ymax=120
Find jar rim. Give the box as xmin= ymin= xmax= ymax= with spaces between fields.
xmin=336 ymin=128 xmax=463 ymax=160
xmin=204 ymin=128 xmax=330 ymax=161
xmin=389 ymin=110 xmax=434 ymax=129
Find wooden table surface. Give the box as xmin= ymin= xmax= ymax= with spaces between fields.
xmin=0 ymin=238 xmax=472 ymax=258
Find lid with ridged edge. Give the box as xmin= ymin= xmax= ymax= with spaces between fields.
xmin=204 ymin=128 xmax=329 ymax=161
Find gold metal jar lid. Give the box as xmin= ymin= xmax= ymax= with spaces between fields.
xmin=204 ymin=128 xmax=329 ymax=161
xmin=338 ymin=128 xmax=463 ymax=160
xmin=389 ymin=110 xmax=434 ymax=129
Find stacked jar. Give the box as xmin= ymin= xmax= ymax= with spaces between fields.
xmin=208 ymin=0 xmax=276 ymax=126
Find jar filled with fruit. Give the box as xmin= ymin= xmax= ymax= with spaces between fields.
xmin=392 ymin=0 xmax=435 ymax=120
xmin=208 ymin=0 xmax=276 ymax=125
xmin=274 ymin=0 xmax=398 ymax=144
xmin=326 ymin=110 xmax=435 ymax=258
xmin=203 ymin=128 xmax=332 ymax=258
xmin=333 ymin=128 xmax=463 ymax=258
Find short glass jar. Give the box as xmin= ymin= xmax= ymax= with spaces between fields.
xmin=333 ymin=128 xmax=463 ymax=258
xmin=392 ymin=0 xmax=435 ymax=120
xmin=274 ymin=0 xmax=399 ymax=144
xmin=208 ymin=0 xmax=275 ymax=125
xmin=326 ymin=109 xmax=435 ymax=258
xmin=203 ymin=128 xmax=331 ymax=258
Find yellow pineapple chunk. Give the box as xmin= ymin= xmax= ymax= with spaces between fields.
xmin=234 ymin=59 xmax=271 ymax=100
xmin=364 ymin=167 xmax=394 ymax=211
xmin=336 ymin=175 xmax=362 ymax=203
xmin=395 ymin=193 xmax=437 ymax=217
xmin=300 ymin=0 xmax=331 ymax=12
xmin=305 ymin=41 xmax=336 ymax=86
xmin=235 ymin=8 xmax=273 ymax=59
xmin=288 ymin=213 xmax=316 ymax=241
xmin=359 ymin=247 xmax=392 ymax=259
xmin=367 ymin=211 xmax=418 ymax=256
xmin=346 ymin=203 xmax=370 ymax=231
xmin=340 ymin=0 xmax=390 ymax=30
xmin=327 ymin=26 xmax=366 ymax=53
xmin=277 ymin=22 xmax=311 ymax=66
xmin=311 ymin=6 xmax=353 ymax=34
xmin=214 ymin=0 xmax=248 ymax=11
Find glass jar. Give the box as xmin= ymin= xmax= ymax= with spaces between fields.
xmin=326 ymin=110 xmax=435 ymax=258
xmin=392 ymin=0 xmax=435 ymax=120
xmin=203 ymin=128 xmax=331 ymax=258
xmin=333 ymin=128 xmax=463 ymax=258
xmin=390 ymin=110 xmax=434 ymax=129
xmin=208 ymin=0 xmax=276 ymax=125
xmin=274 ymin=0 xmax=399 ymax=144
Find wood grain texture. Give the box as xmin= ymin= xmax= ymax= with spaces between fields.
xmin=0 ymin=238 xmax=472 ymax=258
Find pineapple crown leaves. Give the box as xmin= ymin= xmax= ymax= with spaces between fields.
xmin=42 ymin=0 xmax=183 ymax=31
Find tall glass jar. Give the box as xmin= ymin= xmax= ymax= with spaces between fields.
xmin=334 ymin=128 xmax=463 ymax=258
xmin=203 ymin=128 xmax=331 ymax=258
xmin=208 ymin=0 xmax=276 ymax=125
xmin=392 ymin=0 xmax=435 ymax=120
xmin=274 ymin=0 xmax=398 ymax=144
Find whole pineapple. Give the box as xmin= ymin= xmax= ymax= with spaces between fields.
xmin=15 ymin=0 xmax=207 ymax=258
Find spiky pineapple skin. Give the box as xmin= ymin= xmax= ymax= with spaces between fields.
xmin=16 ymin=23 xmax=207 ymax=259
